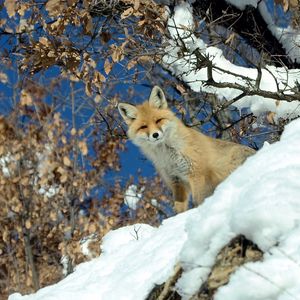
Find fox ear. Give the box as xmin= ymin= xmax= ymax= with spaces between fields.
xmin=149 ymin=86 xmax=168 ymax=109
xmin=118 ymin=103 xmax=137 ymax=124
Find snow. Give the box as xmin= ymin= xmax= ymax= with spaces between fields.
xmin=9 ymin=217 xmax=194 ymax=300
xmin=124 ymin=184 xmax=143 ymax=210
xmin=258 ymin=1 xmax=300 ymax=63
xmin=9 ymin=116 xmax=300 ymax=300
xmin=225 ymin=0 xmax=259 ymax=10
xmin=80 ymin=234 xmax=98 ymax=258
xmin=0 ymin=153 xmax=13 ymax=177
xmin=225 ymin=0 xmax=300 ymax=63
xmin=163 ymin=2 xmax=300 ymax=121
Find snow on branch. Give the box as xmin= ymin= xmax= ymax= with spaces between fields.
xmin=225 ymin=0 xmax=300 ymax=63
xmin=163 ymin=2 xmax=300 ymax=121
xmin=258 ymin=1 xmax=300 ymax=64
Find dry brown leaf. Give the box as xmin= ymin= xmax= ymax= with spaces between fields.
xmin=4 ymin=0 xmax=16 ymax=18
xmin=225 ymin=32 xmax=235 ymax=45
xmin=50 ymin=211 xmax=57 ymax=221
xmin=121 ymin=7 xmax=134 ymax=19
xmin=85 ymin=81 xmax=92 ymax=97
xmin=61 ymin=136 xmax=67 ymax=144
xmin=94 ymin=95 xmax=102 ymax=103
xmin=276 ymin=0 xmax=290 ymax=11
xmin=88 ymin=223 xmax=97 ymax=234
xmin=60 ymin=173 xmax=68 ymax=183
xmin=26 ymin=277 xmax=32 ymax=287
xmin=20 ymin=90 xmax=33 ymax=106
xmin=176 ymin=84 xmax=186 ymax=95
xmin=289 ymin=0 xmax=298 ymax=7
xmin=100 ymin=32 xmax=111 ymax=44
xmin=94 ymin=71 xmax=106 ymax=83
xmin=84 ymin=14 xmax=93 ymax=34
xmin=71 ymin=128 xmax=77 ymax=136
xmin=112 ymin=46 xmax=124 ymax=63
xmin=45 ymin=0 xmax=61 ymax=15
xmin=39 ymin=37 xmax=49 ymax=46
xmin=70 ymin=74 xmax=80 ymax=82
xmin=104 ymin=59 xmax=113 ymax=75
xmin=3 ymin=230 xmax=9 ymax=243
xmin=134 ymin=0 xmax=140 ymax=10
xmin=267 ymin=111 xmax=276 ymax=124
xmin=20 ymin=177 xmax=29 ymax=186
xmin=127 ymin=59 xmax=137 ymax=70
xmin=283 ymin=0 xmax=289 ymax=11
xmin=0 ymin=19 xmax=7 ymax=28
xmin=48 ymin=130 xmax=54 ymax=140
xmin=63 ymin=156 xmax=71 ymax=167
xmin=0 ymin=73 xmax=8 ymax=84
xmin=25 ymin=219 xmax=32 ymax=229
xmin=18 ymin=3 xmax=28 ymax=16
xmin=137 ymin=55 xmax=152 ymax=64
xmin=56 ymin=166 xmax=66 ymax=175
xmin=78 ymin=140 xmax=88 ymax=155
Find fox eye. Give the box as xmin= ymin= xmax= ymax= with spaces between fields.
xmin=156 ymin=118 xmax=164 ymax=124
xmin=139 ymin=125 xmax=148 ymax=130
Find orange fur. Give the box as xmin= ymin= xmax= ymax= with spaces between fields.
xmin=118 ymin=86 xmax=255 ymax=213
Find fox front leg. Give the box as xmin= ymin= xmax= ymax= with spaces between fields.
xmin=171 ymin=178 xmax=189 ymax=213
xmin=189 ymin=175 xmax=214 ymax=207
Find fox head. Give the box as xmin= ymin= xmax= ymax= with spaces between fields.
xmin=118 ymin=86 xmax=177 ymax=147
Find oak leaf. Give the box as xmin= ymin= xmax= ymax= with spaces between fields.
xmin=63 ymin=156 xmax=71 ymax=167
xmin=78 ymin=140 xmax=88 ymax=155
xmin=25 ymin=220 xmax=32 ymax=229
xmin=4 ymin=0 xmax=16 ymax=18
xmin=0 ymin=73 xmax=8 ymax=83
xmin=104 ymin=59 xmax=113 ymax=75
xmin=121 ymin=7 xmax=134 ymax=19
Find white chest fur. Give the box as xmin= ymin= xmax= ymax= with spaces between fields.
xmin=142 ymin=142 xmax=191 ymax=182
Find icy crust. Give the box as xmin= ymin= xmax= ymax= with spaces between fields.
xmin=164 ymin=3 xmax=300 ymax=121
xmin=9 ymin=118 xmax=300 ymax=300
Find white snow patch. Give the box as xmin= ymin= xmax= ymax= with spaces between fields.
xmin=0 ymin=153 xmax=13 ymax=177
xmin=225 ymin=0 xmax=259 ymax=10
xmin=151 ymin=198 xmax=158 ymax=207
xmin=124 ymin=184 xmax=143 ymax=210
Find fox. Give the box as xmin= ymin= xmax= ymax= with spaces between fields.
xmin=118 ymin=86 xmax=255 ymax=213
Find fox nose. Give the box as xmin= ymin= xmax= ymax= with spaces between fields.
xmin=152 ymin=132 xmax=159 ymax=139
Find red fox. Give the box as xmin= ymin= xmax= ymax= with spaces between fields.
xmin=118 ymin=86 xmax=255 ymax=213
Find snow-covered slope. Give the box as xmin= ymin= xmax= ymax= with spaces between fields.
xmin=9 ymin=118 xmax=300 ymax=300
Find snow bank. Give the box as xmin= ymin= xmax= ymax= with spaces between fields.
xmin=163 ymin=3 xmax=300 ymax=121
xmin=9 ymin=214 xmax=195 ymax=300
xmin=9 ymin=117 xmax=300 ymax=299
